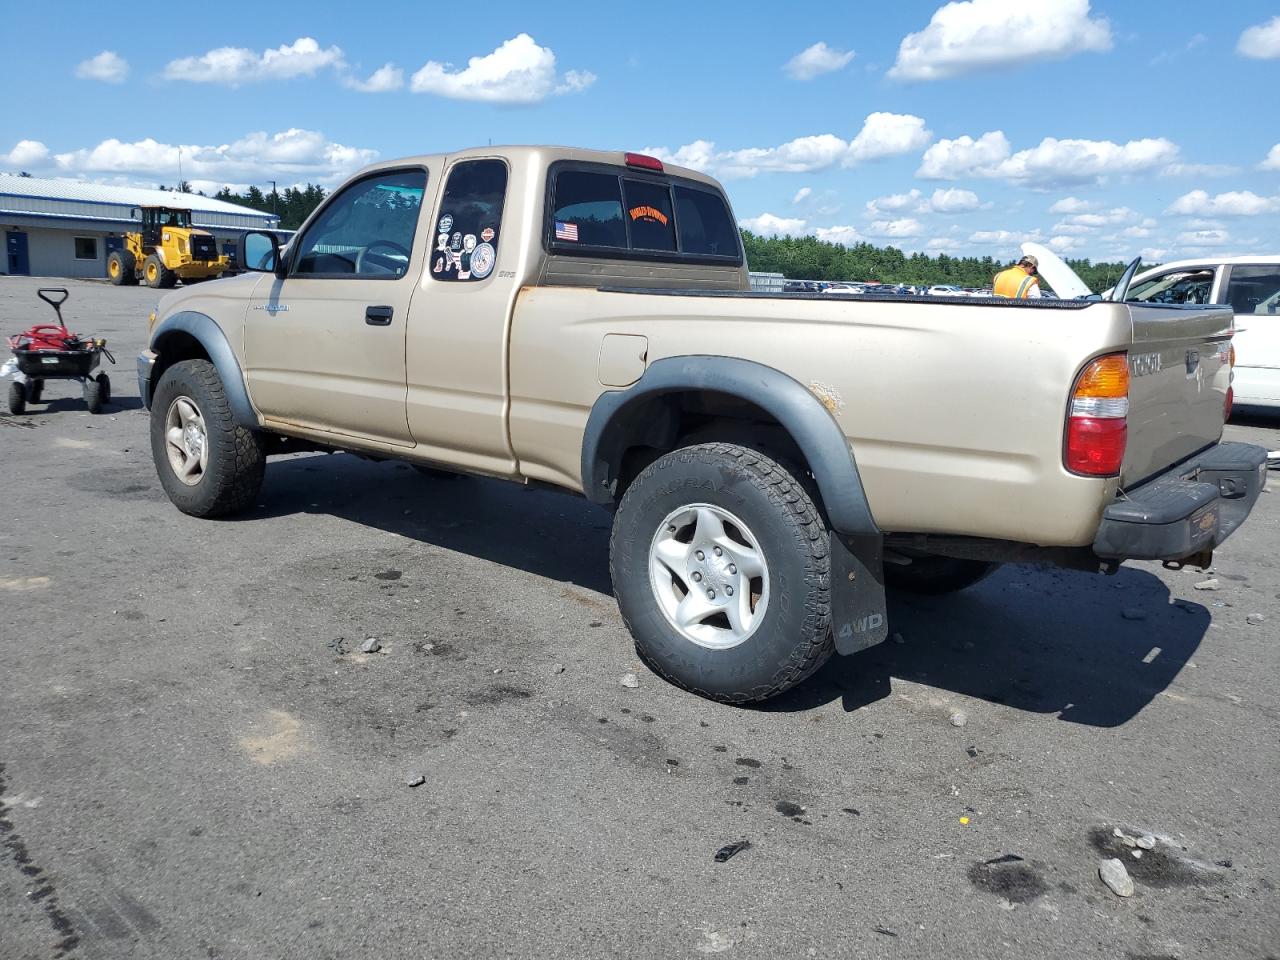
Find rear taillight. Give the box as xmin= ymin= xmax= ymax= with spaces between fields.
xmin=1066 ymin=353 xmax=1128 ymax=476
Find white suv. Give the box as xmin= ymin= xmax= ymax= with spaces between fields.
xmin=1121 ymin=256 xmax=1280 ymax=411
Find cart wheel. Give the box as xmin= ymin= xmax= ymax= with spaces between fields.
xmin=27 ymin=379 xmax=43 ymax=403
xmin=96 ymin=372 xmax=111 ymax=407
xmin=84 ymin=377 xmax=104 ymax=414
xmin=7 ymin=380 xmax=26 ymax=415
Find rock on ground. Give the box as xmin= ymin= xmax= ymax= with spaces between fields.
xmin=1099 ymin=858 xmax=1135 ymax=897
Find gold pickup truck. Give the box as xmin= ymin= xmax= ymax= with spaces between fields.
xmin=137 ymin=146 xmax=1268 ymax=704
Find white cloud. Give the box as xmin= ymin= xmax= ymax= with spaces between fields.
xmin=865 ymin=186 xmax=981 ymax=217
xmin=1049 ymin=196 xmax=1097 ymax=214
xmin=889 ymin=0 xmax=1111 ymax=81
xmin=1261 ymin=144 xmax=1280 ymax=171
xmin=649 ymin=113 xmax=930 ymax=181
xmin=867 ymin=218 xmax=925 ymax=238
xmin=164 ymin=37 xmax=346 ymax=85
xmin=917 ymin=130 xmax=1178 ymax=186
xmin=1238 ymin=15 xmax=1280 ymax=59
xmin=1166 ymin=189 xmax=1280 ymax=217
xmin=916 ymin=131 xmax=1011 ymax=179
xmin=928 ymin=187 xmax=981 ymax=212
xmin=738 ymin=213 xmax=806 ymax=236
xmin=75 ymin=51 xmax=129 ymax=84
xmin=1176 ymin=228 xmax=1231 ymax=246
xmin=969 ymin=229 xmax=1041 ymax=245
xmin=846 ymin=112 xmax=932 ymax=163
xmin=1 ymin=140 xmax=51 ymax=169
xmin=1048 ymin=235 xmax=1081 ymax=252
xmin=1161 ymin=162 xmax=1239 ymax=178
xmin=409 ymin=34 xmax=593 ymax=103
xmin=784 ymin=42 xmax=855 ymax=80
xmin=39 ymin=128 xmax=376 ymax=186
xmin=344 ymin=63 xmax=404 ymax=93
xmin=813 ymin=225 xmax=864 ymax=246
xmin=792 ymin=187 xmax=812 ymax=204
xmin=1120 ymin=225 xmax=1153 ymax=238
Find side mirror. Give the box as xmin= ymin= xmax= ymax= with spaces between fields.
xmin=242 ymin=231 xmax=283 ymax=275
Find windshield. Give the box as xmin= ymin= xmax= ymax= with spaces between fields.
xmin=1126 ymin=269 xmax=1214 ymax=304
xmin=155 ymin=208 xmax=191 ymax=228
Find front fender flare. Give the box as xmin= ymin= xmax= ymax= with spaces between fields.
xmin=144 ymin=310 xmax=257 ymax=429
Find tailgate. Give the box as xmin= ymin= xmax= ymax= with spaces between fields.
xmin=1122 ymin=303 xmax=1233 ymax=486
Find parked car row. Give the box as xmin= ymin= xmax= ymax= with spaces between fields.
xmin=780 ymin=280 xmax=993 ymax=297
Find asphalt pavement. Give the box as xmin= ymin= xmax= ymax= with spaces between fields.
xmin=2 ymin=276 xmax=1278 ymax=959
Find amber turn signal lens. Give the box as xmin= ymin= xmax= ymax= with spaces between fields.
xmin=1073 ymin=353 xmax=1129 ymax=399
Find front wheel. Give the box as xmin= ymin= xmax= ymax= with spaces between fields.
xmin=150 ymin=359 xmax=266 ymax=517
xmin=610 ymin=442 xmax=833 ymax=704
xmin=7 ymin=381 xmax=26 ymax=415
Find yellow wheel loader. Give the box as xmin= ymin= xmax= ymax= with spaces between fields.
xmin=107 ymin=206 xmax=230 ymax=288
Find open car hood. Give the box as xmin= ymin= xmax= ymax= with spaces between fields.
xmin=1021 ymin=242 xmax=1092 ymax=299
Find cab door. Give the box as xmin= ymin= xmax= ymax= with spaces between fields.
xmin=1220 ymin=263 xmax=1280 ymax=407
xmin=244 ymin=168 xmax=430 ymax=446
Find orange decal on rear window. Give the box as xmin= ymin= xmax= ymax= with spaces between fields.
xmin=629 ymin=205 xmax=669 ymax=225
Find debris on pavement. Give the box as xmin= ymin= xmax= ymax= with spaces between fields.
xmin=406 ymin=774 xmax=425 ymax=788
xmin=361 ymin=637 xmax=382 ymax=654
xmin=713 ymin=840 xmax=751 ymax=863
xmin=1246 ymin=614 xmax=1265 ymax=625
xmin=1193 ymin=578 xmax=1220 ymax=591
xmin=950 ymin=711 xmax=968 ymax=728
xmin=1099 ymin=857 xmax=1135 ymax=897
xmin=1136 ymin=834 xmax=1156 ymax=850
xmin=620 ymin=672 xmax=639 ymax=688
xmin=552 ymin=663 xmax=566 ymax=674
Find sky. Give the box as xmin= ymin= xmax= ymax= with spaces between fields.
xmin=3 ymin=0 xmax=1279 ymax=264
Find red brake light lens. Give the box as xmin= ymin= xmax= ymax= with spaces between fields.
xmin=1066 ymin=417 xmax=1127 ymax=475
xmin=624 ymin=152 xmax=664 ymax=172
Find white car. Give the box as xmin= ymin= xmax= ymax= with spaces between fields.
xmin=927 ymin=284 xmax=964 ymax=296
xmin=1116 ymin=256 xmax=1280 ymax=411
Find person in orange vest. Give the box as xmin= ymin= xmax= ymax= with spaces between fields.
xmin=993 ymin=254 xmax=1042 ymax=299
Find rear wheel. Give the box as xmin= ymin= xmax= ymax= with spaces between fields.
xmin=884 ymin=555 xmax=1000 ymax=594
xmin=610 ymin=442 xmax=833 ymax=703
xmin=112 ymin=248 xmax=138 ymax=285
xmin=144 ymin=255 xmax=176 ymax=289
xmin=7 ymin=381 xmax=26 ymax=415
xmin=26 ymin=380 xmax=43 ymax=403
xmin=150 ymin=359 xmax=266 ymax=517
xmin=96 ymin=373 xmax=110 ymax=407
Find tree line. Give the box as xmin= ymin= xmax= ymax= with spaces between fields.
xmin=161 ymin=180 xmax=328 ymax=230
xmin=741 ymin=231 xmax=1136 ymax=292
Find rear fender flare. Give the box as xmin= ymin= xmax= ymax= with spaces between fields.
xmin=149 ymin=310 xmax=257 ymax=429
xmin=580 ymin=356 xmax=878 ymax=538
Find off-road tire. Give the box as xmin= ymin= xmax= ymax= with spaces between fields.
xmin=96 ymin=372 xmax=110 ymax=407
xmin=144 ymin=254 xmax=176 ymax=289
xmin=26 ymin=380 xmax=43 ymax=403
xmin=107 ymin=249 xmax=137 ymax=285
xmin=610 ymin=442 xmax=833 ymax=704
xmin=150 ymin=359 xmax=266 ymax=517
xmin=83 ymin=377 xmax=104 ymax=414
xmin=7 ymin=381 xmax=26 ymax=415
xmin=884 ymin=555 xmax=1000 ymax=594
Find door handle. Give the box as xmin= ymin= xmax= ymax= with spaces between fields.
xmin=365 ymin=305 xmax=393 ymax=326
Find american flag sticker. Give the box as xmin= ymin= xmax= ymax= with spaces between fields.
xmin=555 ymin=221 xmax=579 ymax=242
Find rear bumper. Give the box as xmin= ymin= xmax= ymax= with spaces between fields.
xmin=1093 ymin=441 xmax=1268 ymax=562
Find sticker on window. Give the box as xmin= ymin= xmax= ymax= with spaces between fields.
xmin=470 ymin=242 xmax=496 ymax=279
xmin=629 ymin=205 xmax=669 ymax=226
xmin=481 ymin=226 xmax=495 ymax=243
xmin=438 ymin=214 xmax=454 ymax=233
xmin=555 ymin=221 xmax=579 ymax=242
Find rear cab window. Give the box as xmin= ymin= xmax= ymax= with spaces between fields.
xmin=1223 ymin=264 xmax=1280 ymax=316
xmin=545 ymin=161 xmax=741 ymax=265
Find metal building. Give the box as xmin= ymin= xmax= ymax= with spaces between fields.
xmin=0 ymin=173 xmax=279 ymax=279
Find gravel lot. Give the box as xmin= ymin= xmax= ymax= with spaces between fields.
xmin=2 ymin=276 xmax=1278 ymax=959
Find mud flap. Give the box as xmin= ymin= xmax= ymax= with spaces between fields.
xmin=830 ymin=533 xmax=889 ymax=655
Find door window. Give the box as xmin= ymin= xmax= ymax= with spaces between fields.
xmin=1224 ymin=265 xmax=1280 ymax=316
xmin=431 ymin=159 xmax=508 ymax=282
xmin=1126 ymin=269 xmax=1214 ymax=305
xmin=292 ymin=169 xmax=426 ymax=278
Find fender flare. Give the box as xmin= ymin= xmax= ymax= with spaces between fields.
xmin=147 ymin=310 xmax=258 ymax=429
xmin=580 ymin=356 xmax=878 ymax=538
